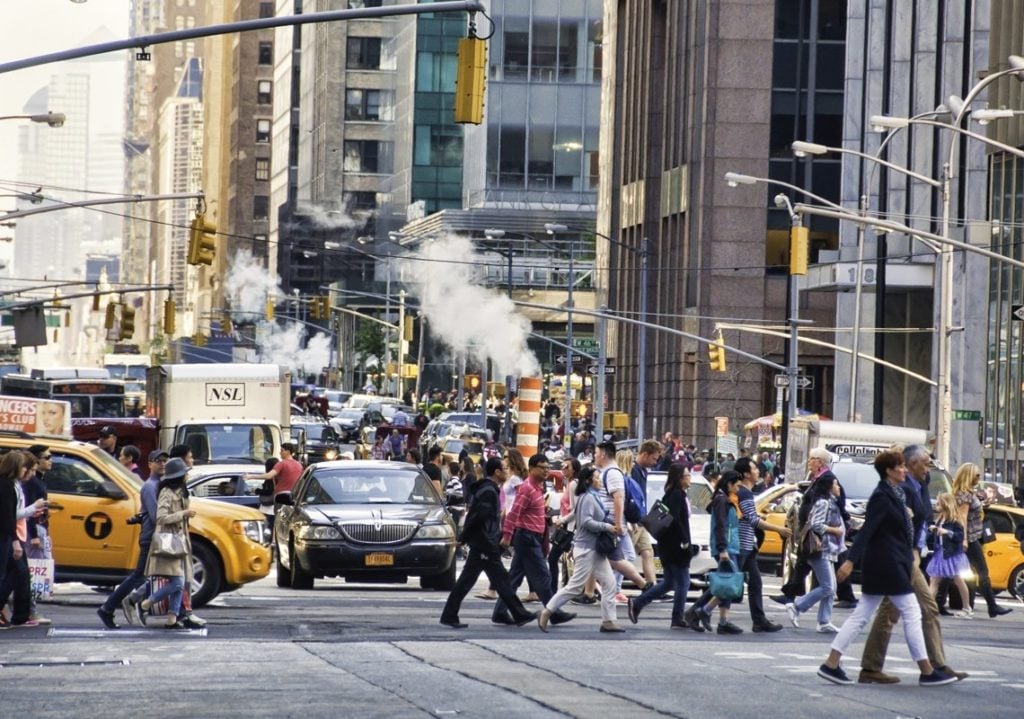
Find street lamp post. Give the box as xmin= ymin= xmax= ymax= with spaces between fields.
xmin=0 ymin=111 xmax=65 ymax=127
xmin=545 ymin=223 xmax=572 ymax=450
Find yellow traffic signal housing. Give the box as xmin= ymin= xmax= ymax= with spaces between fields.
xmin=403 ymin=315 xmax=414 ymax=342
xmin=187 ymin=212 xmax=217 ymax=266
xmin=104 ymin=302 xmax=118 ymax=330
xmin=708 ymin=331 xmax=727 ymax=373
xmin=265 ymin=298 xmax=275 ymax=321
xmin=454 ymin=37 xmax=487 ymax=124
xmin=319 ymin=296 xmax=330 ymax=319
xmin=790 ymin=225 xmax=809 ymax=275
xmin=119 ymin=305 xmax=136 ymax=340
xmin=163 ymin=299 xmax=176 ymax=336
xmin=309 ymin=297 xmax=321 ymax=320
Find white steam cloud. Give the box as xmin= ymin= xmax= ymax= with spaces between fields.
xmin=399 ymin=235 xmax=539 ymax=378
xmin=224 ymin=249 xmax=331 ymax=380
xmin=298 ymin=205 xmax=366 ymax=231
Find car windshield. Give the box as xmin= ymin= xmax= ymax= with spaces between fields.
xmin=304 ymin=468 xmax=439 ymax=505
xmin=832 ymin=462 xmax=881 ymax=499
xmin=178 ymin=423 xmax=277 ymax=464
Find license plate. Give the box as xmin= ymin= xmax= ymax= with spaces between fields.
xmin=653 ymin=558 xmax=663 ymax=573
xmin=364 ymin=552 xmax=394 ymax=567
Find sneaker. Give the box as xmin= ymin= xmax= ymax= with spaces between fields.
xmin=769 ymin=593 xmax=793 ymax=606
xmin=163 ymin=621 xmax=187 ymax=630
xmin=919 ymin=669 xmax=957 ymax=687
xmin=136 ymin=601 xmax=149 ymax=627
xmin=785 ymin=603 xmax=800 ymax=628
xmin=670 ymin=620 xmax=689 ymax=630
xmin=816 ymin=622 xmax=840 ymax=633
xmin=627 ymin=597 xmax=639 ymax=624
xmin=818 ymin=663 xmax=854 ymax=685
xmin=613 ymin=592 xmax=629 ymax=604
xmin=96 ymin=608 xmax=118 ymax=630
xmin=570 ymin=594 xmax=597 ymax=605
xmin=833 ymin=600 xmax=859 ymax=610
xmin=682 ymin=607 xmax=705 ymax=633
xmin=752 ymin=620 xmax=783 ymax=633
xmin=180 ymin=616 xmax=206 ymax=630
xmin=121 ymin=596 xmax=137 ymax=626
xmin=953 ymin=609 xmax=974 ymax=619
xmin=699 ymin=609 xmax=713 ymax=633
xmin=934 ymin=665 xmax=968 ymax=681
xmin=716 ymin=620 xmax=743 ymax=635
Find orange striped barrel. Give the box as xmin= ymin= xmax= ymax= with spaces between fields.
xmin=516 ymin=376 xmax=543 ymax=458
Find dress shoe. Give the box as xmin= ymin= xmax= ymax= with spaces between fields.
xmin=570 ymin=594 xmax=597 ymax=605
xmin=833 ymin=600 xmax=858 ymax=610
xmin=599 ymin=621 xmax=626 ymax=633
xmin=699 ymin=611 xmax=713 ymax=633
xmin=96 ymin=608 xmax=118 ymax=630
xmin=670 ymin=620 xmax=688 ymax=630
xmin=491 ymin=615 xmax=516 ymax=626
xmin=440 ymin=618 xmax=468 ymax=629
xmin=989 ymin=605 xmax=1013 ymax=617
xmin=550 ymin=611 xmax=577 ymax=625
xmin=935 ymin=665 xmax=968 ymax=681
xmin=752 ymin=620 xmax=783 ymax=633
xmin=938 ymin=606 xmax=953 ymax=617
xmin=769 ymin=594 xmax=793 ymax=606
xmin=515 ymin=612 xmax=538 ymax=627
xmin=627 ymin=597 xmax=640 ymax=624
xmin=858 ymin=669 xmax=900 ymax=684
xmin=537 ymin=609 xmax=552 ymax=633
xmin=716 ymin=620 xmax=743 ymax=635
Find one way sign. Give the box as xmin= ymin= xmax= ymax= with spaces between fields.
xmin=1012 ymin=304 xmax=1024 ymax=322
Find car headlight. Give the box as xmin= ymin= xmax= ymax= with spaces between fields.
xmin=415 ymin=523 xmax=454 ymax=540
xmin=298 ymin=525 xmax=342 ymax=540
xmin=323 ymin=449 xmax=338 ymax=461
xmin=233 ymin=520 xmax=265 ymax=544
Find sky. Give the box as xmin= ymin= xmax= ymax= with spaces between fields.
xmin=0 ymin=0 xmax=129 ymax=210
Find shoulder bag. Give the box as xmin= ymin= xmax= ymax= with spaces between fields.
xmin=707 ymin=558 xmax=745 ymax=602
xmin=550 ymin=525 xmax=575 ymax=553
xmin=641 ymin=499 xmax=674 ymax=540
xmin=799 ymin=522 xmax=823 ymax=557
xmin=152 ymin=530 xmax=188 ymax=558
xmin=980 ymin=518 xmax=997 ymax=544
xmin=586 ymin=491 xmax=619 ymax=557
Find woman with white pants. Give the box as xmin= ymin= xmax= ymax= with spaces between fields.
xmin=817 ymin=449 xmax=955 ymax=687
xmin=538 ymin=467 xmax=622 ymax=633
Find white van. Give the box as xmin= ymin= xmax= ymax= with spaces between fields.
xmin=785 ymin=418 xmax=931 ymax=483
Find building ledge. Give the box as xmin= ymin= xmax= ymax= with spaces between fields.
xmin=804 ymin=261 xmax=934 ymax=292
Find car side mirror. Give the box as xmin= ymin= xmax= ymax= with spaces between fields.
xmin=275 ymin=492 xmax=293 ymax=506
xmin=98 ymin=481 xmax=129 ymax=500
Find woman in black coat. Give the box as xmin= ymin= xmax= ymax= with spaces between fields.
xmin=627 ymin=463 xmax=695 ymax=629
xmin=816 ymin=449 xmax=954 ymax=687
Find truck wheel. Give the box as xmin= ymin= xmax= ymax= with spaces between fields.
xmin=420 ymin=560 xmax=455 ymax=591
xmin=290 ymin=541 xmax=314 ymax=590
xmin=276 ymin=551 xmax=292 ymax=588
xmin=189 ymin=540 xmax=223 ymax=608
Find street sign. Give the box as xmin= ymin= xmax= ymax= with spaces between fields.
xmin=572 ymin=338 xmax=600 ymax=352
xmin=952 ymin=409 xmax=982 ymax=421
xmin=586 ymin=364 xmax=616 ymax=376
xmin=774 ymin=374 xmax=814 ymax=389
xmin=554 ymin=354 xmax=587 ymax=368
xmin=1012 ymin=304 xmax=1024 ymax=322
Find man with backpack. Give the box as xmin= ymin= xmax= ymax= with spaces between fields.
xmin=594 ymin=441 xmax=650 ymax=600
xmin=630 ymin=440 xmax=663 ymax=586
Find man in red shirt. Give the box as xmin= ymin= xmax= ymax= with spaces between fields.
xmin=491 ymin=454 xmax=576 ymax=626
xmin=246 ymin=443 xmax=304 ymax=495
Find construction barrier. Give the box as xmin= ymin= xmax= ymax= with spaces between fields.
xmin=516 ymin=376 xmax=543 ymax=459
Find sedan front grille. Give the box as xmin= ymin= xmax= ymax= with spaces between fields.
xmin=339 ymin=521 xmax=418 ymax=545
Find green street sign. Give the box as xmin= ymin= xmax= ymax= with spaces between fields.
xmin=572 ymin=338 xmax=599 ymax=351
xmin=951 ymin=409 xmax=982 ymax=421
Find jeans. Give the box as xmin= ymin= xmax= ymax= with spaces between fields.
xmin=441 ymin=547 xmax=533 ymax=623
xmin=633 ymin=562 xmax=691 ymax=623
xmin=493 ymin=530 xmax=556 ymax=622
xmin=148 ymin=575 xmax=184 ymax=617
xmin=101 ymin=541 xmax=151 ymax=614
xmin=793 ymin=554 xmax=835 ymax=625
xmin=738 ymin=548 xmax=767 ymax=624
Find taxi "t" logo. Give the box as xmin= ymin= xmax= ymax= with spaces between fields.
xmin=84 ymin=512 xmax=113 ymax=540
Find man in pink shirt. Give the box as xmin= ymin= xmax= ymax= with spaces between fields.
xmin=246 ymin=443 xmax=304 ymax=496
xmin=491 ymin=454 xmax=576 ymax=627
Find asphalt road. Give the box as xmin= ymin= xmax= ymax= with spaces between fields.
xmin=2 ymin=567 xmax=1023 ymax=718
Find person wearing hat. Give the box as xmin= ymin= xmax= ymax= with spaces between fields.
xmin=97 ymin=426 xmax=118 ymax=457
xmin=133 ymin=457 xmax=195 ymax=629
xmin=97 ymin=448 xmax=168 ymax=629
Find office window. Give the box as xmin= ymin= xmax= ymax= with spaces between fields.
xmin=343 ymin=191 xmax=377 ymax=211
xmin=347 ymin=37 xmax=381 ymax=69
xmin=258 ymin=41 xmax=273 ymax=65
xmin=256 ymin=119 xmax=271 ymax=143
xmin=253 ymin=195 xmax=269 ymax=220
xmin=344 ymin=89 xmax=382 ymax=120
xmin=259 ymin=2 xmax=274 ymax=18
xmin=343 ymin=141 xmax=380 ymax=172
xmin=255 ymin=158 xmax=270 ymax=181
xmin=348 ymin=0 xmax=383 ymax=7
xmin=257 ymin=80 xmax=272 ymax=105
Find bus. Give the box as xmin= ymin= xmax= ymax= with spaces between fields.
xmin=1 ymin=368 xmax=126 ymax=418
xmin=103 ymin=353 xmax=152 ymax=412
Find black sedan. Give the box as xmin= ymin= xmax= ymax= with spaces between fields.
xmin=291 ymin=418 xmax=342 ymax=463
xmin=274 ymin=460 xmax=457 ymax=591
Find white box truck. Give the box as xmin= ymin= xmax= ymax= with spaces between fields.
xmin=785 ymin=418 xmax=931 ymax=483
xmin=146 ymin=364 xmax=291 ymax=465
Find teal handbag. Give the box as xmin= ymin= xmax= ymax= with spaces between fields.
xmin=707 ymin=559 xmax=745 ymax=601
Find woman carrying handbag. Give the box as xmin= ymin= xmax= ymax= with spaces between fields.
xmin=133 ymin=458 xmax=195 ymax=629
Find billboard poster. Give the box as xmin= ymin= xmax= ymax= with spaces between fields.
xmin=0 ymin=395 xmax=73 ymax=437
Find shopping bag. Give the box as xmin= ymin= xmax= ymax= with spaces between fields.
xmin=27 ymin=557 xmax=55 ymax=601
xmin=707 ymin=559 xmax=745 ymax=602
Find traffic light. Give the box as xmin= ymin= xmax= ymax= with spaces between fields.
xmin=104 ymin=302 xmax=118 ymax=330
xmin=790 ymin=225 xmax=808 ymax=275
xmin=453 ymin=36 xmax=486 ymax=124
xmin=119 ymin=305 xmax=136 ymax=340
xmin=265 ymin=298 xmax=275 ymax=321
xmin=163 ymin=299 xmax=176 ymax=336
xmin=319 ymin=295 xmax=330 ymax=319
xmin=403 ymin=315 xmax=414 ymax=342
xmin=309 ymin=296 xmax=321 ymax=320
xmin=708 ymin=330 xmax=727 ymax=373
xmin=187 ymin=212 xmax=216 ymax=266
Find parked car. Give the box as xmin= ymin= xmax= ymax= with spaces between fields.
xmin=273 ymin=460 xmax=457 ymax=590
xmin=0 ymin=431 xmax=271 ymax=607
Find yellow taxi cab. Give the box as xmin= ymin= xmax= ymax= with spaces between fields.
xmin=756 ymin=482 xmax=802 ymax=561
xmin=1 ymin=431 xmax=271 ymax=607
xmin=975 ymin=503 xmax=1024 ymax=597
